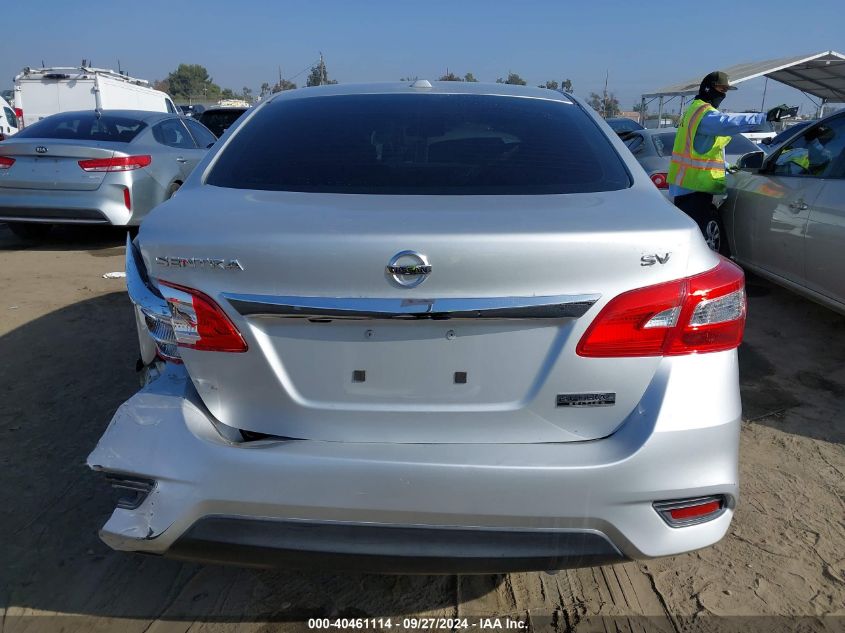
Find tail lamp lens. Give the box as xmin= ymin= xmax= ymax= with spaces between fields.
xmin=650 ymin=172 xmax=669 ymax=189
xmin=0 ymin=156 xmax=15 ymax=169
xmin=577 ymin=258 xmax=745 ymax=357
xmin=78 ymin=155 xmax=152 ymax=172
xmin=158 ymin=281 xmax=247 ymax=353
xmin=14 ymin=107 xmax=23 ymax=127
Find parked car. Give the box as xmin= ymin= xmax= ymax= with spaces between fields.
xmin=178 ymin=104 xmax=206 ymax=118
xmin=622 ymin=128 xmax=764 ymax=253
xmin=761 ymin=119 xmax=815 ymax=152
xmin=722 ymin=111 xmax=845 ymax=315
xmin=0 ymin=110 xmax=216 ymax=239
xmin=194 ymin=106 xmax=248 ymax=137
xmin=88 ymin=82 xmax=746 ymax=573
xmin=0 ymin=95 xmax=18 ymax=140
xmin=13 ymin=66 xmax=178 ymax=128
xmin=606 ymin=117 xmax=644 ymax=135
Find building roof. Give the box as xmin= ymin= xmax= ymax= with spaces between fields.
xmin=643 ymin=51 xmax=845 ymax=101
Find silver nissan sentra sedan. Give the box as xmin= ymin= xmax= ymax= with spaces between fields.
xmin=88 ymin=81 xmax=747 ymax=573
xmin=0 ymin=109 xmax=216 ymax=239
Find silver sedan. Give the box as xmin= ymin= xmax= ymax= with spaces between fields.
xmin=0 ymin=109 xmax=216 ymax=239
xmin=88 ymin=82 xmax=747 ymax=573
xmin=722 ymin=112 xmax=845 ymax=315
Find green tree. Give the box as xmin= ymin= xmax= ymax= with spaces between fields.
xmin=306 ymin=56 xmax=338 ymax=87
xmin=464 ymin=72 xmax=477 ymax=82
xmin=438 ymin=71 xmax=463 ymax=81
xmin=260 ymin=82 xmax=271 ymax=99
xmin=164 ymin=64 xmax=221 ymax=101
xmin=220 ymin=88 xmax=235 ymax=99
xmin=539 ymin=80 xmax=559 ymax=90
xmin=400 ymin=76 xmax=419 ymax=82
xmin=562 ymin=78 xmax=573 ymax=92
xmin=496 ymin=72 xmax=527 ymax=85
xmin=242 ymin=86 xmax=253 ymax=102
xmin=588 ymin=91 xmax=621 ymax=117
xmin=271 ymin=79 xmax=297 ymax=92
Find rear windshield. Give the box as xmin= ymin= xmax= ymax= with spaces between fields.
xmin=653 ymin=133 xmax=677 ymax=157
xmin=198 ymin=109 xmax=247 ymax=137
xmin=15 ymin=112 xmax=147 ymax=142
xmin=207 ymin=94 xmax=631 ymax=195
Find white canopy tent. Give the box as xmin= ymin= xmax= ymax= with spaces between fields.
xmin=639 ymin=50 xmax=845 ymax=125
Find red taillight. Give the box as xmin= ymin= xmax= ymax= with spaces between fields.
xmin=14 ymin=108 xmax=23 ymax=128
xmin=123 ymin=187 xmax=131 ymax=210
xmin=650 ymin=172 xmax=668 ymax=189
xmin=654 ymin=496 xmax=726 ymax=527
xmin=0 ymin=156 xmax=14 ymax=170
xmin=78 ymin=155 xmax=152 ymax=172
xmin=577 ymin=258 xmax=745 ymax=357
xmin=158 ymin=281 xmax=247 ymax=353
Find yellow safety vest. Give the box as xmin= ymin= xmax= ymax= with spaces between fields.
xmin=668 ymin=99 xmax=731 ymax=194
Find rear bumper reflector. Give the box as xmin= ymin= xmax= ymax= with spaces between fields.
xmin=653 ymin=495 xmax=727 ymax=527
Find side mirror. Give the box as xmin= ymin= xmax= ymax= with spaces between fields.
xmin=737 ymin=151 xmax=765 ymax=170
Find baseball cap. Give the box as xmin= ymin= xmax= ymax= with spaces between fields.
xmin=703 ymin=71 xmax=737 ymax=90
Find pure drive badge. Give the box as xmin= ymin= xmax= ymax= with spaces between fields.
xmin=556 ymin=392 xmax=616 ymax=407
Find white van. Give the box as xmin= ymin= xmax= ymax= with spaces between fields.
xmin=13 ymin=66 xmax=178 ymax=128
xmin=0 ymin=96 xmax=19 ymax=139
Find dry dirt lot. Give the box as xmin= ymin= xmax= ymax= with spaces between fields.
xmin=0 ymin=224 xmax=843 ymax=633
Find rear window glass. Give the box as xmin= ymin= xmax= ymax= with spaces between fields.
xmin=197 ymin=109 xmax=247 ymax=137
xmin=207 ymin=94 xmax=631 ymax=195
xmin=653 ymin=133 xmax=677 ymax=157
xmin=15 ymin=112 xmax=146 ymax=142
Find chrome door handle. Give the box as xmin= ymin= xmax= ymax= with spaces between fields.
xmin=175 ymin=157 xmax=188 ymax=163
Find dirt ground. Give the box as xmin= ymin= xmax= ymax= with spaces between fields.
xmin=0 ymin=224 xmax=843 ymax=633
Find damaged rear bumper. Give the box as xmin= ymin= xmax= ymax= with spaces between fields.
xmin=88 ymin=363 xmax=740 ymax=573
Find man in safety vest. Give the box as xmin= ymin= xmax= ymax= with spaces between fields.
xmin=668 ymin=70 xmax=792 ymax=252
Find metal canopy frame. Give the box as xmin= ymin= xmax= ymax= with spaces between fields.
xmin=639 ymin=50 xmax=845 ymax=124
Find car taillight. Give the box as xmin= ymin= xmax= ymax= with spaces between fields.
xmin=123 ymin=187 xmax=132 ymax=210
xmin=650 ymin=172 xmax=668 ymax=189
xmin=14 ymin=108 xmax=23 ymax=128
xmin=78 ymin=155 xmax=152 ymax=172
xmin=0 ymin=156 xmax=14 ymax=169
xmin=158 ymin=281 xmax=247 ymax=353
xmin=577 ymin=258 xmax=745 ymax=357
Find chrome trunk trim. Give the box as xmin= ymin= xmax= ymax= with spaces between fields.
xmin=125 ymin=234 xmax=170 ymax=319
xmin=224 ymin=293 xmax=600 ymax=320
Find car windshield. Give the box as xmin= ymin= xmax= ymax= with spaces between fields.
xmin=207 ymin=94 xmax=631 ymax=195
xmin=726 ymin=134 xmax=760 ymax=155
xmin=14 ymin=112 xmax=147 ymax=142
xmin=607 ymin=118 xmax=643 ymax=133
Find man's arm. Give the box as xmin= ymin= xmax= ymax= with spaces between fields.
xmin=697 ymin=111 xmax=767 ymax=136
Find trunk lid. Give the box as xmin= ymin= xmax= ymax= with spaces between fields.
xmin=141 ymin=185 xmax=703 ymax=443
xmin=0 ymin=139 xmax=124 ymax=190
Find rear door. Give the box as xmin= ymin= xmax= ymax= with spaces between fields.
xmin=151 ymin=118 xmax=205 ymax=179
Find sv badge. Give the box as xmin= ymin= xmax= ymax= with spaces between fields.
xmin=640 ymin=253 xmax=671 ymax=267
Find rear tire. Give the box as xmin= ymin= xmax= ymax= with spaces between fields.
xmin=7 ymin=222 xmax=53 ymax=240
xmin=166 ymin=182 xmax=181 ymax=199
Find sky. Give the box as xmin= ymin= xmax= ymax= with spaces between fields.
xmin=3 ymin=0 xmax=843 ymax=117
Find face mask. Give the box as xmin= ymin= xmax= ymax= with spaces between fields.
xmin=710 ymin=91 xmax=725 ymax=108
